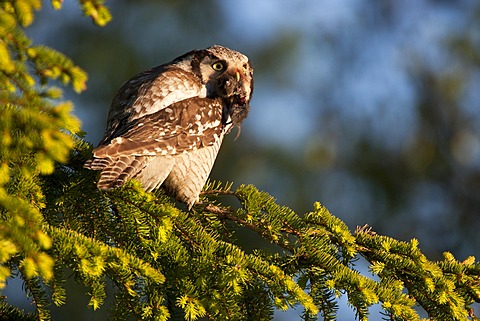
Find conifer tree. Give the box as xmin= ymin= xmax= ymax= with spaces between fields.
xmin=1 ymin=1 xmax=479 ymax=320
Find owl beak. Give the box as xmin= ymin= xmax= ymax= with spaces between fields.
xmin=235 ymin=70 xmax=241 ymax=82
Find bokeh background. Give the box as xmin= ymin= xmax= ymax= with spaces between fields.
xmin=7 ymin=0 xmax=480 ymax=320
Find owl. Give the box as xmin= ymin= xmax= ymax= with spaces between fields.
xmin=84 ymin=45 xmax=254 ymax=208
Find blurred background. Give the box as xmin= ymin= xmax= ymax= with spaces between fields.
xmin=8 ymin=0 xmax=480 ymax=320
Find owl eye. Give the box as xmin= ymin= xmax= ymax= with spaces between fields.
xmin=211 ymin=61 xmax=225 ymax=71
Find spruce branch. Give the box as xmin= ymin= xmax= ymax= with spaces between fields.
xmin=199 ymin=183 xmax=480 ymax=320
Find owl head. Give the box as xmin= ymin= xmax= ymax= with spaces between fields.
xmin=175 ymin=45 xmax=254 ymax=126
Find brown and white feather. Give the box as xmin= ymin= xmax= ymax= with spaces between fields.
xmin=84 ymin=45 xmax=253 ymax=208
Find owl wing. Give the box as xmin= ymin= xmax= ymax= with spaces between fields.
xmin=85 ymin=97 xmax=226 ymax=191
xmin=99 ymin=66 xmax=206 ymax=145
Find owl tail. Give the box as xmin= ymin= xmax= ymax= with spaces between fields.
xmin=84 ymin=155 xmax=148 ymax=190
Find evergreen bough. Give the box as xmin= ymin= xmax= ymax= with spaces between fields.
xmin=1 ymin=1 xmax=479 ymax=320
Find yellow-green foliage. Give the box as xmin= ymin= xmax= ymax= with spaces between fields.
xmin=0 ymin=1 xmax=105 ymax=320
xmin=1 ymin=2 xmax=480 ymax=321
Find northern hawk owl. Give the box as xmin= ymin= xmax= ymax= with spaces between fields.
xmin=84 ymin=45 xmax=254 ymax=208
